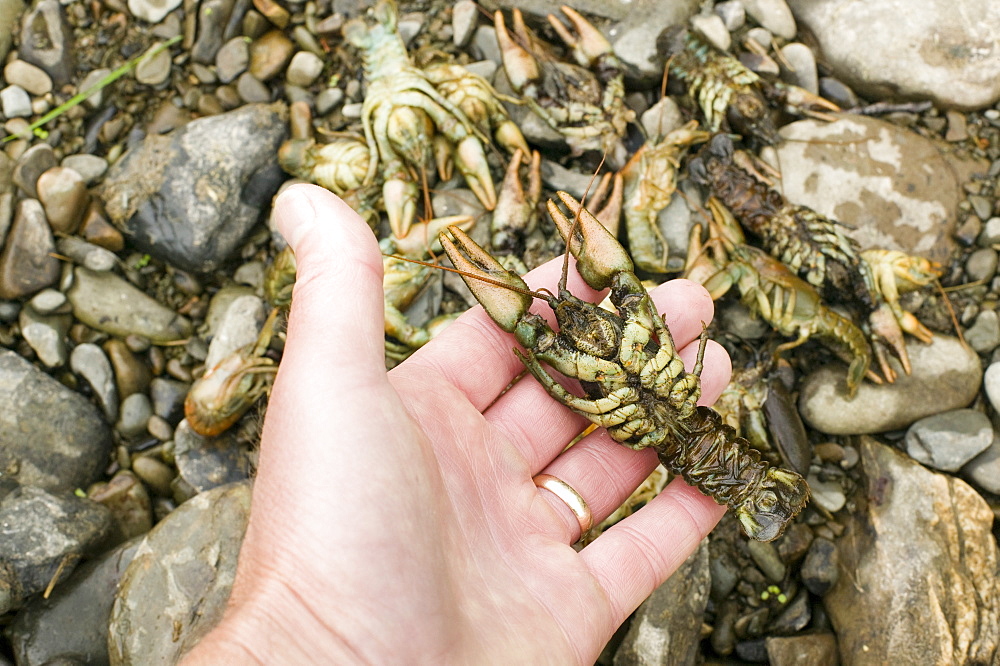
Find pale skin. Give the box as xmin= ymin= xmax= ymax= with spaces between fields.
xmin=182 ymin=184 xmax=729 ymax=665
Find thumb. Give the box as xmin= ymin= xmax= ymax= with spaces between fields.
xmin=273 ymin=183 xmax=386 ymax=387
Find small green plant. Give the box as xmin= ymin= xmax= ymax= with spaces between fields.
xmin=1 ymin=35 xmax=181 ymax=144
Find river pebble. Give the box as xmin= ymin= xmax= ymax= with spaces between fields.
xmin=0 ymin=487 xmax=112 ymax=615
xmin=56 ymin=236 xmax=118 ymax=272
xmin=778 ymin=43 xmax=818 ymax=94
xmin=18 ymin=0 xmax=75 ymax=86
xmin=743 ymin=0 xmax=796 ymax=39
xmin=105 ymin=339 xmax=151 ymax=399
xmin=107 ymin=481 xmax=251 ymax=665
xmin=215 ymin=37 xmax=250 ymax=84
xmin=801 ymin=537 xmax=838 ymax=596
xmin=67 ymin=267 xmax=192 ymax=343
xmin=691 ymin=14 xmax=731 ymax=52
xmin=746 ymin=540 xmax=785 ymax=582
xmin=89 ymin=471 xmax=153 ymax=544
xmin=134 ymin=42 xmax=172 ymax=85
xmin=285 ymin=51 xmax=323 ymax=87
xmin=0 ymin=0 xmax=24 ymax=63
xmin=8 ymin=538 xmax=141 ymax=666
xmin=766 ymin=634 xmax=838 ymax=666
xmin=174 ymin=421 xmax=253 ymax=493
xmin=967 ymin=309 xmax=1000 ymax=353
xmin=150 ymin=377 xmax=189 ymax=424
xmin=12 ymin=144 xmax=57 ymax=198
xmin=799 ymin=336 xmax=982 ymax=434
xmin=806 ymin=474 xmax=846 ymax=513
xmin=4 ymin=60 xmax=52 ymax=96
xmin=825 ymin=439 xmax=1000 ymax=664
xmin=904 ymin=409 xmax=994 ymax=473
xmin=131 ymin=456 xmax=175 ymax=497
xmin=70 ymin=343 xmax=119 ymax=423
xmin=714 ymin=1 xmax=746 ymax=31
xmin=36 ymin=166 xmax=88 ymax=233
xmin=960 ymin=435 xmax=1000 ymax=495
xmin=452 ymin=0 xmax=478 ymax=47
xmin=772 ymin=115 xmax=982 ymax=264
xmin=117 ymin=393 xmax=153 ymax=439
xmin=19 ymin=307 xmax=69 ymax=368
xmin=614 ymin=540 xmax=708 ymax=665
xmin=127 ymin=0 xmax=181 ymax=24
xmin=0 ymin=350 xmax=112 ymax=494
xmin=0 ymin=199 xmax=60 ymax=300
xmin=966 ymin=248 xmax=998 ymax=282
xmin=789 ymin=0 xmax=1000 ymax=109
xmin=1 ymin=85 xmax=31 ymax=118
xmin=249 ymin=30 xmax=294 ymax=81
xmin=100 ymin=103 xmax=288 ymax=272
xmin=27 ymin=288 xmax=66 ymax=315
xmin=60 ymin=154 xmax=108 ymax=185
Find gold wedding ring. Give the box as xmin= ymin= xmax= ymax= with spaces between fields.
xmin=533 ymin=473 xmax=593 ymax=536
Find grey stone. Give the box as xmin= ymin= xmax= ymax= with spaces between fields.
xmin=472 ymin=25 xmax=501 ymax=66
xmin=714 ymin=1 xmax=746 ymax=31
xmin=315 ymin=87 xmax=344 ymax=115
xmin=67 ymin=267 xmax=192 ymax=343
xmin=37 ymin=166 xmax=89 ymax=233
xmin=452 ymin=0 xmax=478 ymax=47
xmin=904 ymin=409 xmax=993 ymax=472
xmin=788 ymin=0 xmax=1000 ymax=110
xmin=285 ymin=51 xmax=323 ymax=87
xmin=981 ymin=217 xmax=1000 ymax=247
xmin=614 ymin=539 xmax=708 ymax=665
xmin=799 ymin=336 xmax=981 ymax=434
xmin=691 ymin=13 xmax=731 ymax=52
xmin=102 ymin=104 xmax=288 ymax=272
xmin=128 ymin=0 xmax=181 ymax=23
xmin=766 ymin=634 xmax=838 ymax=666
xmin=779 ymin=43 xmax=818 ymax=94
xmin=961 ymin=435 xmax=1000 ymax=495
xmin=0 ymin=487 xmax=113 ymax=614
xmin=772 ymin=116 xmax=985 ymax=265
xmin=746 ymin=539 xmax=786 ymax=582
xmin=70 ymin=343 xmax=119 ymax=423
xmin=825 ymin=439 xmax=1000 ymax=664
xmin=640 ymin=97 xmax=684 ymax=139
xmin=969 ymin=195 xmax=993 ymax=221
xmin=90 ymin=471 xmax=154 ymax=542
xmin=61 ymin=154 xmax=108 ymax=185
xmin=806 ymin=474 xmax=846 ymax=513
xmin=134 ymin=42 xmax=172 ymax=85
xmin=78 ymin=68 xmax=111 ymax=109
xmin=174 ymin=421 xmax=253 ymax=494
xmin=56 ymin=236 xmax=118 ymax=272
xmin=28 ymin=288 xmax=66 ymax=314
xmin=743 ymin=0 xmax=796 ymax=39
xmin=9 ymin=538 xmax=141 ymax=666
xmin=1 ymin=85 xmax=32 ymax=118
xmin=150 ymin=377 xmax=189 ymax=424
xmin=966 ymin=248 xmax=998 ymax=282
xmin=107 ymin=482 xmax=252 ymax=665
xmin=117 ymin=393 xmax=153 ymax=439
xmin=215 ymin=37 xmax=250 ymax=84
xmin=818 ymin=76 xmax=858 ymax=109
xmin=0 ymin=199 xmax=60 ymax=300
xmin=204 ymin=294 xmax=267 ymax=368
xmin=0 ymin=350 xmax=113 ymax=493
xmin=768 ymin=589 xmax=811 ymax=635
xmin=983 ymin=362 xmax=1000 ymax=414
xmin=12 ymin=144 xmax=58 ymax=198
xmin=965 ymin=309 xmax=1000 ymax=354
xmin=19 ymin=307 xmax=70 ymax=368
xmin=801 ymin=536 xmax=839 ymax=596
xmin=18 ymin=0 xmax=75 ymax=86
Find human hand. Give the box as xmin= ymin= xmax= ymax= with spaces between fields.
xmin=183 ymin=184 xmax=730 ymax=665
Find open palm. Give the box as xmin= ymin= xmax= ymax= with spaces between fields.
xmin=184 ymin=185 xmax=730 ymax=665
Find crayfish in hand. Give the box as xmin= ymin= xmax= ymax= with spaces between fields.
xmin=440 ymin=192 xmax=809 ymax=541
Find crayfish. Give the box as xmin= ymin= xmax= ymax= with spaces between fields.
xmin=439 ymin=192 xmax=809 ymax=541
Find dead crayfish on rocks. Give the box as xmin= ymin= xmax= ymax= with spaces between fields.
xmin=664 ymin=28 xmax=839 ymax=146
xmin=439 ymin=191 xmax=809 ymax=541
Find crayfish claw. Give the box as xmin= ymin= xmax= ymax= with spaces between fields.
xmin=495 ymin=9 xmax=540 ymax=94
xmin=440 ymin=226 xmax=533 ymax=333
xmin=548 ymin=6 xmax=613 ymax=67
xmin=548 ymin=191 xmax=634 ymax=291
xmin=454 ymin=136 xmax=497 ymax=211
xmin=384 ymin=178 xmax=419 ymax=238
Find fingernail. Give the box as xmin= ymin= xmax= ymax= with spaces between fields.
xmin=274 ymin=186 xmax=318 ymax=250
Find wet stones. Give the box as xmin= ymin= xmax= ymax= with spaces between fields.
xmin=17 ymin=0 xmax=75 ymax=87
xmin=788 ymin=0 xmax=1000 ymax=110
xmin=825 ymin=438 xmax=1000 ymax=664
xmin=99 ymin=103 xmax=289 ymax=272
xmin=0 ymin=486 xmax=113 ymax=615
xmin=67 ymin=267 xmax=192 ymax=343
xmin=798 ymin=336 xmax=982 ymax=434
xmin=0 ymin=350 xmax=113 ymax=495
xmin=903 ymin=409 xmax=993 ymax=472
xmin=614 ymin=540 xmax=709 ymax=665
xmin=771 ymin=115 xmax=981 ymax=264
xmin=0 ymin=199 xmax=59 ymax=301
xmin=107 ymin=481 xmax=251 ymax=664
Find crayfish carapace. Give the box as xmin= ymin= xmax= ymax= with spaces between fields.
xmin=439 ymin=192 xmax=809 ymax=541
